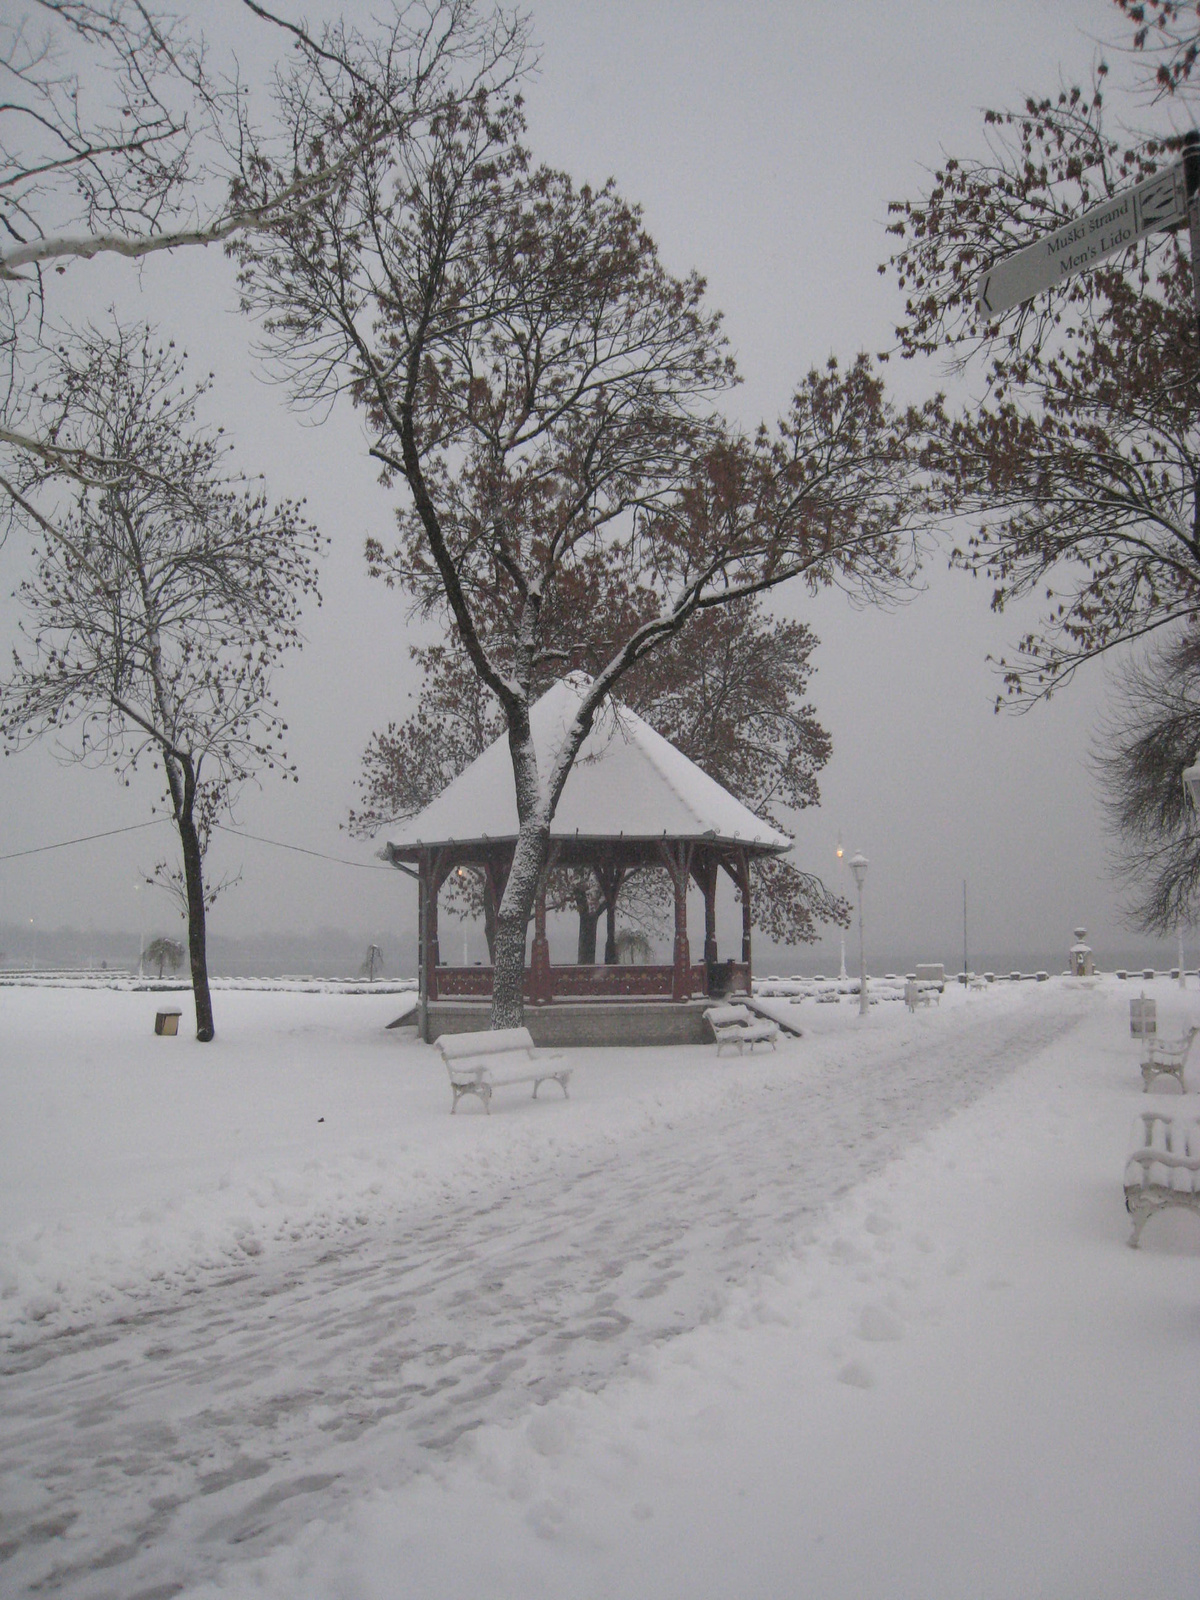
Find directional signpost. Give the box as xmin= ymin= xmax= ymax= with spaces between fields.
xmin=977 ymin=160 xmax=1188 ymax=318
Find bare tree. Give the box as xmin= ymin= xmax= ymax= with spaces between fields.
xmin=1094 ymin=627 xmax=1200 ymax=931
xmin=621 ymin=601 xmax=848 ymax=944
xmin=0 ymin=324 xmax=323 ymax=1039
xmin=144 ymin=933 xmax=184 ymax=979
xmin=1 ymin=2 xmax=527 ymax=518
xmin=614 ymin=928 xmax=653 ymax=965
xmin=359 ymin=942 xmax=385 ymax=980
xmin=1118 ymin=0 xmax=1200 ymax=95
xmin=239 ymin=85 xmax=931 ymax=1025
xmin=883 ymin=44 xmax=1200 ymax=708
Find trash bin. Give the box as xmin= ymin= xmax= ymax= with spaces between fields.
xmin=1130 ymin=995 xmax=1157 ymax=1038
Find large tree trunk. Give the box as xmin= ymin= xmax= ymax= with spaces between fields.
xmin=490 ymin=820 xmax=550 ymax=1028
xmin=487 ymin=682 xmax=601 ymax=1026
xmin=177 ymin=761 xmax=215 ymax=1042
xmin=575 ymin=884 xmax=601 ymax=964
xmin=604 ymin=897 xmax=619 ymax=964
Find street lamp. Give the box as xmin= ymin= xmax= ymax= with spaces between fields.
xmin=848 ymin=852 xmax=869 ymax=1016
xmin=133 ymin=881 xmax=145 ymax=978
xmin=836 ymin=836 xmax=847 ymax=979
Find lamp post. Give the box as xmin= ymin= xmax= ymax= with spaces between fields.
xmin=836 ymin=837 xmax=847 ymax=979
xmin=848 ymin=852 xmax=869 ymax=1016
xmin=133 ymin=881 xmax=145 ymax=978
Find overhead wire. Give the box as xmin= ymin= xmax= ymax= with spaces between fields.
xmin=1 ymin=818 xmax=399 ymax=873
xmin=213 ymin=823 xmax=395 ymax=872
xmin=0 ymin=818 xmax=167 ymax=861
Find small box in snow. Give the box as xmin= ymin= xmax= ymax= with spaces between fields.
xmin=155 ymin=1010 xmax=182 ymax=1037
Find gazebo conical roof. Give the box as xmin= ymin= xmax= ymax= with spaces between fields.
xmin=384 ymin=677 xmax=791 ymax=857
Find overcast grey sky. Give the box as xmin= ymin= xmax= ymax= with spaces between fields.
xmin=1 ymin=0 xmax=1184 ymax=971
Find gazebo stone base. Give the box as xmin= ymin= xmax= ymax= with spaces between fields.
xmin=423 ymin=997 xmax=715 ymax=1047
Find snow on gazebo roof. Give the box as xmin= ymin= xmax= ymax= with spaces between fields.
xmin=385 ymin=677 xmax=792 ymax=856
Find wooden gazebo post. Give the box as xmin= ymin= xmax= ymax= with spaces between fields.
xmin=530 ymin=880 xmax=552 ymax=1005
xmin=417 ymin=853 xmax=429 ymax=1039
xmin=738 ymin=846 xmax=753 ymax=971
xmin=597 ymin=858 xmax=624 ymax=965
xmin=660 ymin=841 xmax=694 ymax=1001
xmin=423 ymin=849 xmax=450 ymax=1004
xmin=697 ymin=852 xmax=719 ymax=968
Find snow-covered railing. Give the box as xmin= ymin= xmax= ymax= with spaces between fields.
xmin=0 ymin=972 xmax=418 ymax=994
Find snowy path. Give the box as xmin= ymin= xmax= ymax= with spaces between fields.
xmin=0 ymin=997 xmax=1084 ymax=1599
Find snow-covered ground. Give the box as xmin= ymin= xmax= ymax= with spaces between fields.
xmin=1 ymin=977 xmax=1197 ymax=1598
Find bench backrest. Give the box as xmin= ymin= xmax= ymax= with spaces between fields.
xmin=704 ymin=1004 xmax=753 ymax=1027
xmin=437 ymin=1026 xmax=535 ymax=1061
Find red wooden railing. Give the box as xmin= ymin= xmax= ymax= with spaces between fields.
xmin=430 ymin=961 xmax=750 ymax=1003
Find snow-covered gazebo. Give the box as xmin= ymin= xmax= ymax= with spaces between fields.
xmin=383 ymin=680 xmax=792 ymax=1044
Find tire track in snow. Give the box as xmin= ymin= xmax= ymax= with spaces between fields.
xmin=0 ymin=997 xmax=1085 ymax=1598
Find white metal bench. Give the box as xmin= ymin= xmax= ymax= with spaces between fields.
xmin=904 ymin=980 xmax=937 ymax=1011
xmin=1140 ymin=1025 xmax=1199 ymax=1093
xmin=704 ymin=1003 xmax=780 ymax=1055
xmin=435 ymin=1026 xmax=572 ymax=1114
xmin=1124 ymin=1112 xmax=1200 ymax=1246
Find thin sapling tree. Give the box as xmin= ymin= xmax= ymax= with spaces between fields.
xmin=0 ymin=325 xmax=323 ymax=1039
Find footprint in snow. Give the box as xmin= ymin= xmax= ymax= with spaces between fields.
xmin=857 ymin=1304 xmax=903 ymax=1342
xmin=838 ymin=1359 xmax=877 ymax=1389
xmin=944 ymin=1247 xmax=969 ymax=1277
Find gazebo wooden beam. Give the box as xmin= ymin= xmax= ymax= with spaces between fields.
xmin=690 ymin=849 xmax=720 ymax=968
xmin=658 ymin=839 xmax=695 ymax=1002
xmin=529 ymin=842 xmax=560 ymax=1006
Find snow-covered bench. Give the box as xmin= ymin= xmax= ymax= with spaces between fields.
xmin=1140 ymin=1026 xmax=1199 ymax=1093
xmin=704 ymin=1003 xmax=779 ymax=1055
xmin=435 ymin=1026 xmax=572 ymax=1114
xmin=904 ymin=981 xmax=937 ymax=1012
xmin=1124 ymin=1111 xmax=1200 ymax=1246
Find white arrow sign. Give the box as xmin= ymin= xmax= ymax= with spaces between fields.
xmin=976 ymin=163 xmax=1188 ymax=319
